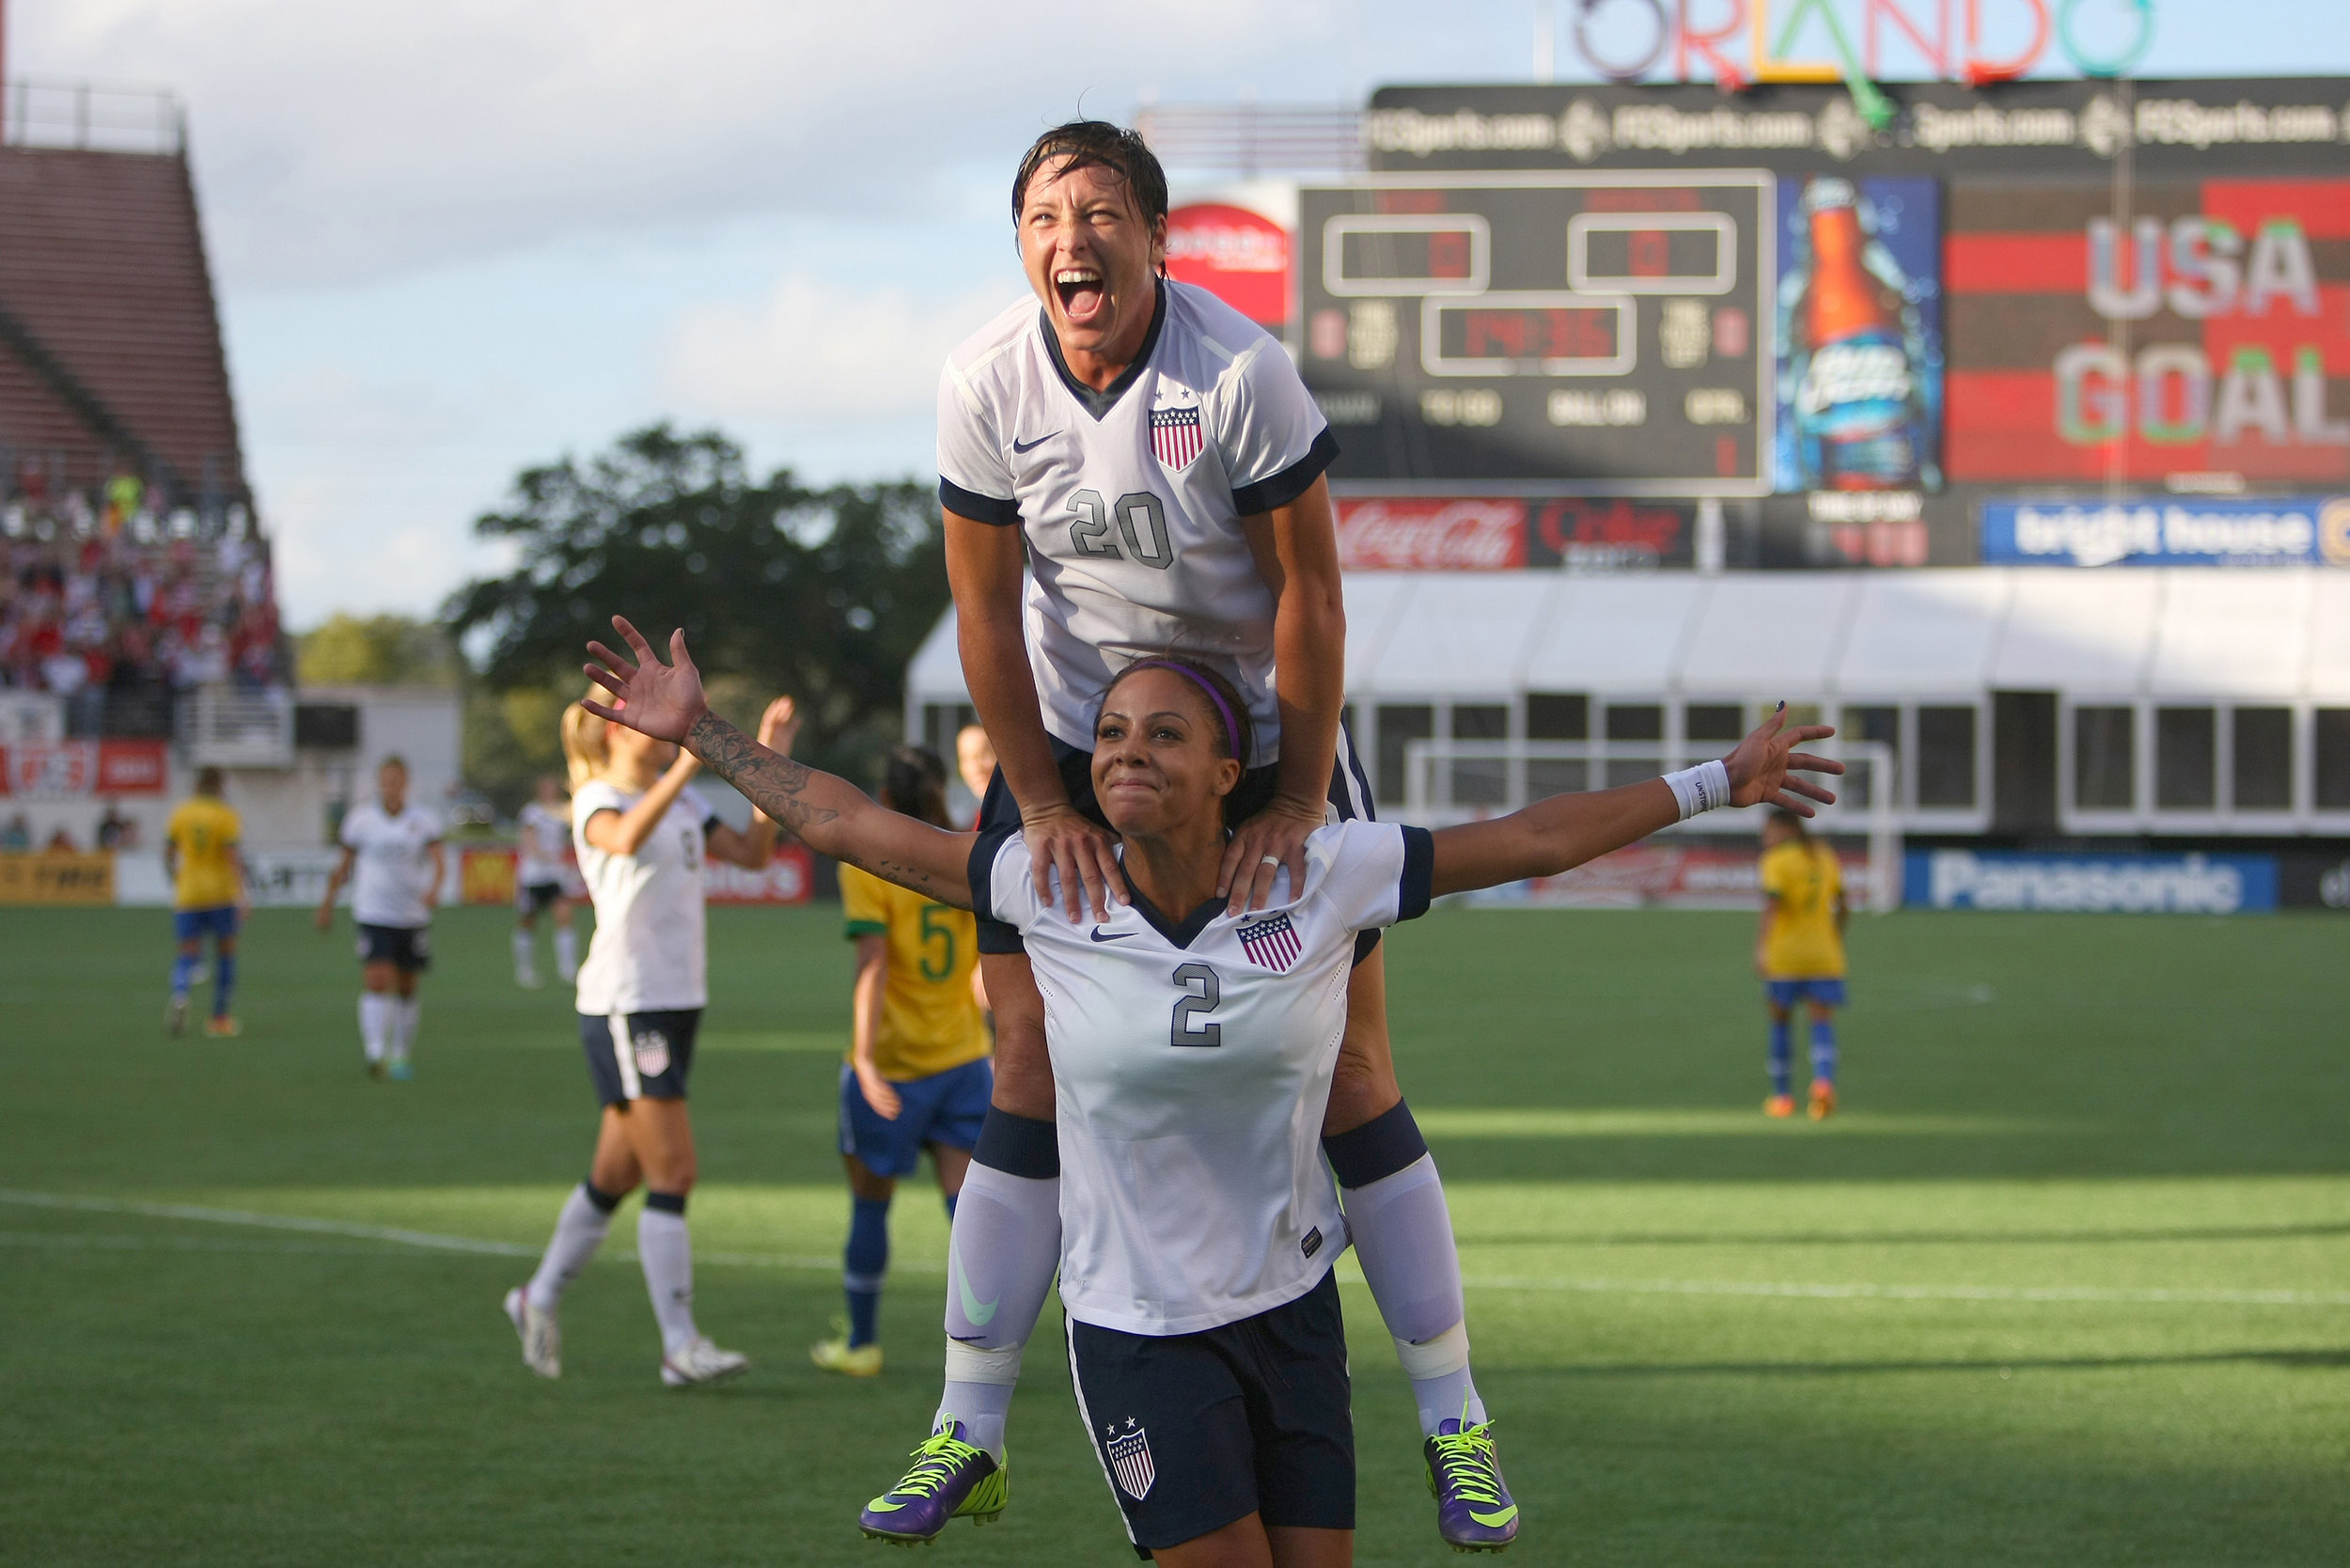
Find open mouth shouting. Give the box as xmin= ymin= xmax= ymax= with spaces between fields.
xmin=1055 ymin=266 xmax=1107 ymax=327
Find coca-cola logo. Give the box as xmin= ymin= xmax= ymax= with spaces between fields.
xmin=1796 ymin=341 xmax=1911 ymax=416
xmin=1336 ymin=498 xmax=1527 ymax=571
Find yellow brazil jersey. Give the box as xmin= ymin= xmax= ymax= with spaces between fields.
xmin=839 ymin=863 xmax=989 ymax=1081
xmin=1759 ymin=839 xmax=1846 ymax=980
xmin=166 ymin=797 xmax=243 ymax=911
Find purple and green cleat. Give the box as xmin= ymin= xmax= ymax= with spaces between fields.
xmin=858 ymin=1419 xmax=1009 ymax=1545
xmin=1426 ymin=1417 xmax=1519 ymax=1553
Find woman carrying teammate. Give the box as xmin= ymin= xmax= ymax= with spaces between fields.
xmin=511 ymin=775 xmax=580 ymax=989
xmin=501 ymin=692 xmax=794 ymax=1388
xmin=317 ymin=756 xmax=444 ymax=1080
xmin=1755 ymin=807 xmax=1850 ymax=1120
xmin=584 ymin=618 xmax=1838 ymax=1565
xmin=808 ymin=745 xmax=993 ymax=1380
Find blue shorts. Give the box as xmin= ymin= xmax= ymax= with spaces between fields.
xmin=173 ymin=905 xmax=240 ymax=943
xmin=580 ymin=1009 xmax=700 ymax=1105
xmin=1766 ymin=978 xmax=1847 ymax=1009
xmin=838 ymin=1057 xmax=994 ymax=1179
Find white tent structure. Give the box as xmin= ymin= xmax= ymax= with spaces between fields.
xmin=905 ymin=569 xmax=2350 ymax=839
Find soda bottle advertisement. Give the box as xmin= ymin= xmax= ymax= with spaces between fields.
xmin=1776 ymin=175 xmax=1944 ymax=493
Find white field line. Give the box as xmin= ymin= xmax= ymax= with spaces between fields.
xmin=7 ymin=1191 xmax=2342 ymax=1307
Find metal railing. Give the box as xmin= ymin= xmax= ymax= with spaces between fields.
xmin=178 ymin=684 xmax=292 ymax=769
xmin=3 ymin=79 xmax=186 ymax=156
xmin=1134 ymin=102 xmax=1366 ymax=176
xmin=1401 ymin=739 xmax=1903 ymax=912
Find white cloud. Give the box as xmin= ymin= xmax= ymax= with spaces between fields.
xmin=663 ymin=273 xmax=1023 ymax=425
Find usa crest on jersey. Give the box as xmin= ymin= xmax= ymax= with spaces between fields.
xmin=1106 ymin=1420 xmax=1155 ymax=1499
xmin=1237 ymin=912 xmax=1303 ymax=973
xmin=1150 ymin=405 xmax=1204 ymax=471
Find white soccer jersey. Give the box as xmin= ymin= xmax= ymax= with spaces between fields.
xmin=339 ymin=802 xmax=442 ymax=929
xmin=572 ymin=781 xmax=716 ymax=1015
xmin=974 ymin=818 xmax=1434 ymax=1336
xmin=516 ymin=800 xmax=571 ymax=886
xmin=937 ymin=279 xmax=1336 ymax=770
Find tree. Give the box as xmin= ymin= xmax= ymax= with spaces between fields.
xmin=445 ymin=425 xmax=948 ymax=787
xmin=294 ymin=614 xmax=460 ymax=688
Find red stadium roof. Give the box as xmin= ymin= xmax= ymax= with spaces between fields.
xmin=0 ymin=142 xmax=245 ymax=508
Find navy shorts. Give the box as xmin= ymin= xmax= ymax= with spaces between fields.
xmin=580 ymin=1009 xmax=700 ymax=1105
xmin=1068 ymin=1268 xmax=1354 ymax=1554
xmin=174 ymin=905 xmax=240 ymax=943
xmin=1766 ymin=978 xmax=1847 ymax=1009
xmin=838 ymin=1056 xmax=994 ymax=1178
xmin=976 ymin=720 xmax=1378 ymax=963
xmin=515 ymin=880 xmax=565 ymax=916
xmin=356 ymin=923 xmax=431 ymax=972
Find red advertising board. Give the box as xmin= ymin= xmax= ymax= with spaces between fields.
xmin=1166 ymin=203 xmax=1290 ymax=327
xmin=1946 ymin=179 xmax=2350 ymax=484
xmin=0 ymin=741 xmax=167 ymax=798
xmin=1482 ymin=842 xmax=1871 ymax=909
xmin=1336 ymin=497 xmax=1527 ymax=570
xmin=706 ymin=842 xmax=815 ymax=905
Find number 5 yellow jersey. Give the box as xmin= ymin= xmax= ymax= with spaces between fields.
xmin=165 ymin=797 xmax=243 ymax=911
xmin=839 ymin=864 xmax=989 ymax=1081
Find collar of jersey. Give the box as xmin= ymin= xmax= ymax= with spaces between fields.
xmin=1037 ymin=277 xmax=1167 ymax=422
xmin=1118 ymin=877 xmax=1224 ymax=950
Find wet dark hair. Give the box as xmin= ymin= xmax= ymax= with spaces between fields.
xmin=1100 ymin=655 xmax=1255 ymax=767
xmin=1011 ymin=119 xmax=1168 ymax=230
xmin=879 ymin=745 xmax=952 ymax=830
xmin=1768 ymin=807 xmax=1809 ymax=837
xmin=196 ymin=766 xmax=225 ymax=795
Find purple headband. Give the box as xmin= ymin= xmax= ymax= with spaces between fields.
xmin=1119 ymin=659 xmax=1242 ymax=759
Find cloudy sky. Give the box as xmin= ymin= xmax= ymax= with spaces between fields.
xmin=15 ymin=1 xmax=2348 ymax=624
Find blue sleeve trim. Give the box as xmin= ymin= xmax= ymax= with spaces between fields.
xmin=1397 ymin=825 xmax=1435 ymax=922
xmin=966 ymin=826 xmax=1019 ymax=921
xmin=1230 ymin=425 xmax=1339 ymax=516
xmin=940 ymin=478 xmax=1022 ymax=527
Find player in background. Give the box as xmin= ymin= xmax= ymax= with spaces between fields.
xmin=1756 ymin=808 xmax=1848 ymax=1120
xmin=581 ymin=621 xmax=1839 ymax=1562
xmin=164 ymin=765 xmax=246 ymax=1037
xmin=954 ymin=724 xmax=997 ymax=827
xmin=809 ymin=745 xmax=993 ymax=1380
xmin=511 ymin=776 xmax=580 ymax=988
xmin=501 ymin=693 xmax=793 ymax=1387
xmin=919 ymin=120 xmax=1500 ymax=1548
xmin=317 ymin=757 xmax=444 ymax=1081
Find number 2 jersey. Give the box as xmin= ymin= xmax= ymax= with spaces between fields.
xmin=935 ymin=278 xmax=1337 ymax=771
xmin=971 ymin=819 xmax=1435 ymax=1337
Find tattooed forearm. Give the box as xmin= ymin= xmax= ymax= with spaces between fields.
xmin=686 ymin=711 xmax=840 ymax=833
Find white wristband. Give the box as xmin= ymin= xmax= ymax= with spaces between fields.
xmin=1664 ymin=759 xmax=1731 ymax=822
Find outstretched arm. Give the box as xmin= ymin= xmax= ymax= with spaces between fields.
xmin=1432 ymin=706 xmax=1842 ymax=898
xmin=583 ymin=619 xmax=978 ymax=907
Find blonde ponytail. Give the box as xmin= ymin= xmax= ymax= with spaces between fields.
xmin=560 ymin=698 xmax=614 ymax=792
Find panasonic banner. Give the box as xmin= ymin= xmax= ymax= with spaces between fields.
xmin=1905 ymin=850 xmax=2279 ymax=914
xmin=1980 ymin=496 xmax=2350 ymax=567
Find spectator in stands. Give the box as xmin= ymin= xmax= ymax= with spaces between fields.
xmin=97 ymin=801 xmax=136 ymax=850
xmin=46 ymin=826 xmax=79 ymax=853
xmin=1 ymin=813 xmax=28 ymax=851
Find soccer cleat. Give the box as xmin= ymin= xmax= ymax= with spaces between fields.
xmin=1426 ymin=1417 xmax=1519 ymax=1553
xmin=858 ymin=1420 xmax=1009 ymax=1544
xmin=1763 ymin=1093 xmax=1796 ymax=1118
xmin=204 ymin=1015 xmax=242 ymax=1038
xmin=387 ymin=1057 xmax=415 ymax=1082
xmin=809 ymin=1332 xmax=885 ymax=1378
xmin=367 ymin=1058 xmax=387 ymax=1080
xmin=659 ymin=1336 xmax=749 ymax=1388
xmin=502 ymin=1287 xmax=560 ymax=1378
xmin=166 ymin=995 xmax=188 ymax=1036
xmin=1809 ymin=1081 xmax=1837 ymax=1121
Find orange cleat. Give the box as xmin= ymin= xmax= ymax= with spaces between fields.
xmin=203 ymin=1015 xmax=243 ymax=1038
xmin=1763 ymin=1094 xmax=1796 ymax=1119
xmin=1809 ymin=1082 xmax=1837 ymax=1121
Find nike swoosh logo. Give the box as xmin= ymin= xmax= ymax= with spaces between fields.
xmin=1010 ymin=431 xmax=1059 ymax=453
xmin=1089 ymin=927 xmax=1135 ymax=943
xmin=1469 ymin=1505 xmax=1520 ymax=1528
xmin=953 ymin=1252 xmax=998 ymax=1327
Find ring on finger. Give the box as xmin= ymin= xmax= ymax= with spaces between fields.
xmin=1259 ymin=855 xmax=1280 ymax=868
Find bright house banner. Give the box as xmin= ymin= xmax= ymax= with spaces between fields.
xmin=1904 ymin=849 xmax=2278 ymax=914
xmin=1981 ymin=496 xmax=2350 ymax=567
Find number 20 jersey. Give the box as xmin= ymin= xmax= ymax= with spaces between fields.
xmin=936 ymin=279 xmax=1337 ymax=771
xmin=972 ymin=819 xmax=1434 ymax=1337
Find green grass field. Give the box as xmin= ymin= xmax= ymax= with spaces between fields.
xmin=3 ymin=901 xmax=2345 ymax=1566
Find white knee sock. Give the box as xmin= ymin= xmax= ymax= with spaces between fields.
xmin=1343 ymin=1152 xmax=1483 ymax=1436
xmin=554 ymin=926 xmax=578 ymax=980
xmin=512 ymin=929 xmax=537 ymax=983
xmin=359 ymin=993 xmax=391 ymax=1062
xmin=933 ymin=1131 xmax=1061 ymax=1461
xmin=638 ymin=1203 xmax=698 ymax=1354
xmin=526 ymin=1183 xmax=615 ymax=1310
xmin=390 ymin=996 xmax=419 ymax=1059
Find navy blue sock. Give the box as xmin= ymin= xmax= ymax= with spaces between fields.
xmin=170 ymin=951 xmax=196 ymax=998
xmin=1768 ymin=1018 xmax=1792 ymax=1096
xmin=1810 ymin=1017 xmax=1838 ymax=1086
xmin=213 ymin=952 xmax=237 ymax=1018
xmin=844 ymin=1194 xmax=890 ymax=1348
